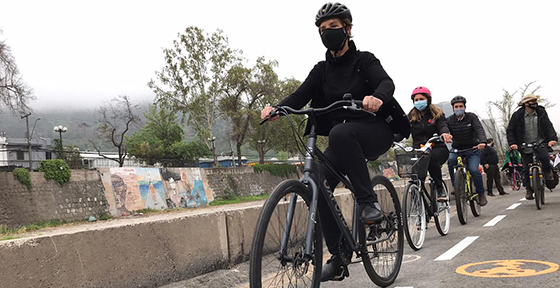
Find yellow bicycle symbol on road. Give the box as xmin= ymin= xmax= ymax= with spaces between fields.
xmin=456 ymin=260 xmax=559 ymax=278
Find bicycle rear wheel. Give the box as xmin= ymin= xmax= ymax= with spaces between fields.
xmin=469 ymin=177 xmax=481 ymax=217
xmin=513 ymin=170 xmax=522 ymax=191
xmin=249 ymin=180 xmax=322 ymax=288
xmin=454 ymin=171 xmax=468 ymax=225
xmin=434 ymin=182 xmax=450 ymax=236
xmin=360 ymin=176 xmax=403 ymax=287
xmin=533 ymin=169 xmax=542 ymax=210
xmin=402 ymin=182 xmax=426 ymax=250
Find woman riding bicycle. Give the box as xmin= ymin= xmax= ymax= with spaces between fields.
xmin=408 ymin=86 xmax=453 ymax=201
xmin=260 ymin=2 xmax=409 ymax=282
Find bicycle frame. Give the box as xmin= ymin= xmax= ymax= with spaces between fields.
xmin=456 ymin=155 xmax=475 ymax=200
xmin=279 ymin=119 xmax=364 ymax=261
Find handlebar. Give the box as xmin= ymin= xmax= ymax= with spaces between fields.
xmin=260 ymin=95 xmax=367 ymax=125
xmin=393 ymin=134 xmax=443 ymax=154
xmin=520 ymin=142 xmax=548 ymax=150
xmin=450 ymin=147 xmax=478 ymax=154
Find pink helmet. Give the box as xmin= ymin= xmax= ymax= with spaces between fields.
xmin=411 ymin=86 xmax=432 ymax=104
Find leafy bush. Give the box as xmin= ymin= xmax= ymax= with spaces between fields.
xmin=38 ymin=159 xmax=71 ymax=185
xmin=253 ymin=164 xmax=297 ymax=178
xmin=13 ymin=168 xmax=32 ymax=189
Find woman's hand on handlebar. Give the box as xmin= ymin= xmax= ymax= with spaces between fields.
xmin=261 ymin=106 xmax=279 ymax=122
xmin=549 ymin=140 xmax=557 ymax=147
xmin=362 ymin=96 xmax=383 ymax=112
xmin=442 ymin=133 xmax=452 ymax=143
xmin=510 ymin=144 xmax=518 ymax=150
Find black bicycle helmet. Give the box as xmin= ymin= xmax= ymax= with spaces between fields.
xmin=315 ymin=2 xmax=352 ymax=27
xmin=450 ymin=95 xmax=467 ymax=105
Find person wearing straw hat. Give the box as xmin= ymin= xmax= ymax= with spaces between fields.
xmin=506 ymin=94 xmax=558 ymax=199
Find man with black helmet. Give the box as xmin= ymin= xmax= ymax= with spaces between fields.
xmin=507 ymin=94 xmax=558 ymax=199
xmin=446 ymin=95 xmax=488 ymax=206
xmin=260 ymin=2 xmax=410 ymax=282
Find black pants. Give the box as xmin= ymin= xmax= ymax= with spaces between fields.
xmin=413 ymin=146 xmax=449 ymax=189
xmin=484 ymin=164 xmax=504 ymax=194
xmin=317 ymin=121 xmax=393 ymax=255
xmin=521 ymin=147 xmax=552 ymax=188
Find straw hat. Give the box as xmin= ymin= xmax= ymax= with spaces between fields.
xmin=518 ymin=94 xmax=541 ymax=106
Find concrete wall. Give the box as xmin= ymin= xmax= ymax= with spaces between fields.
xmin=0 ymin=171 xmax=109 ymax=227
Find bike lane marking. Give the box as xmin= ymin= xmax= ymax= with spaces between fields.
xmin=483 ymin=215 xmax=506 ymax=227
xmin=506 ymin=203 xmax=522 ymax=210
xmin=456 ymin=259 xmax=559 ymax=278
xmin=434 ymin=236 xmax=479 ymax=261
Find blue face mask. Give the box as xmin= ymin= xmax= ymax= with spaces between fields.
xmin=414 ymin=100 xmax=428 ymax=111
xmin=454 ymin=109 xmax=465 ymax=116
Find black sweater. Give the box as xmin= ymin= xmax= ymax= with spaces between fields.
xmin=447 ymin=112 xmax=487 ymax=150
xmin=277 ymin=41 xmax=395 ymax=136
xmin=481 ymin=145 xmax=499 ymax=165
xmin=410 ymin=111 xmax=450 ymax=149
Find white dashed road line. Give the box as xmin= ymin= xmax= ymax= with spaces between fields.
xmin=506 ymin=203 xmax=522 ymax=210
xmin=483 ymin=215 xmax=507 ymax=227
xmin=435 ymin=236 xmax=479 ymax=261
xmin=520 ymin=198 xmax=527 ymax=201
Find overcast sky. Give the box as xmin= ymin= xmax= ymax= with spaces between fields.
xmin=1 ymin=0 xmax=559 ymax=131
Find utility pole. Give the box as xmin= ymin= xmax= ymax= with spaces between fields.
xmin=21 ymin=113 xmax=32 ymax=171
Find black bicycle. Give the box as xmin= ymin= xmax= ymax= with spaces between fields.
xmin=521 ymin=143 xmax=547 ymax=209
xmin=249 ymin=95 xmax=404 ymax=287
xmin=395 ymin=135 xmax=450 ymax=250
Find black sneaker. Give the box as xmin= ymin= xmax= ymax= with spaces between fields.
xmin=477 ymin=193 xmax=488 ymax=206
xmin=436 ymin=186 xmax=448 ymax=202
xmin=360 ymin=202 xmax=383 ymax=224
xmin=320 ymin=255 xmax=349 ymax=282
xmin=526 ymin=188 xmax=534 ymax=200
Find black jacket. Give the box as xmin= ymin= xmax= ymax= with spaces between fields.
xmin=506 ymin=105 xmax=558 ymax=146
xmin=447 ymin=112 xmax=487 ymax=150
xmin=277 ymin=41 xmax=409 ymax=138
xmin=410 ymin=111 xmax=450 ymax=149
xmin=481 ymin=145 xmax=499 ymax=165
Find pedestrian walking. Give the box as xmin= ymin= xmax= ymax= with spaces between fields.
xmin=481 ymin=138 xmax=508 ymax=196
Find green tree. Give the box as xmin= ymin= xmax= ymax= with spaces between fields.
xmin=148 ymin=26 xmax=242 ymax=167
xmin=248 ymin=77 xmax=305 ymax=164
xmin=53 ymin=138 xmax=84 ymax=169
xmin=221 ymin=57 xmax=280 ymax=165
xmin=127 ymin=105 xmax=210 ymax=166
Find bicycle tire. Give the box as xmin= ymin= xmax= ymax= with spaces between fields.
xmin=402 ymin=183 xmax=426 ymax=250
xmin=470 ymin=177 xmax=481 ymax=217
xmin=360 ymin=176 xmax=404 ymax=287
xmin=514 ymin=170 xmax=522 ymax=191
xmin=249 ymin=180 xmax=322 ymax=288
xmin=533 ymin=169 xmax=542 ymax=210
xmin=454 ymin=171 xmax=468 ymax=225
xmin=434 ymin=181 xmax=450 ymax=236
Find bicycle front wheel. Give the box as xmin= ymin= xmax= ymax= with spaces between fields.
xmin=434 ymin=182 xmax=451 ymax=236
xmin=533 ymin=169 xmax=542 ymax=210
xmin=454 ymin=171 xmax=468 ymax=225
xmin=360 ymin=176 xmax=404 ymax=287
xmin=469 ymin=177 xmax=481 ymax=217
xmin=249 ymin=180 xmax=322 ymax=288
xmin=402 ymin=182 xmax=426 ymax=250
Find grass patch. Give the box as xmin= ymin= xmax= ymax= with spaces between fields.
xmin=134 ymin=208 xmax=160 ymax=214
xmin=0 ymin=220 xmax=68 ymax=237
xmin=210 ymin=194 xmax=269 ymax=206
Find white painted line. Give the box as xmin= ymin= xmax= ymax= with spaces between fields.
xmin=395 ymin=287 xmax=414 ymax=288
xmin=484 ymin=215 xmax=507 ymax=227
xmin=435 ymin=236 xmax=479 ymax=261
xmin=520 ymin=198 xmax=527 ymax=201
xmin=507 ymin=203 xmax=522 ymax=210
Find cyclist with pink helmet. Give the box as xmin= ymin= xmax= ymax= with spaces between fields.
xmin=408 ymin=86 xmax=453 ymax=200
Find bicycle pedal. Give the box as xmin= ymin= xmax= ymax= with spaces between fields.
xmin=330 ymin=266 xmax=349 ymax=281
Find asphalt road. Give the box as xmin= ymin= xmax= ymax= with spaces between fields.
xmin=162 ymin=187 xmax=560 ymax=288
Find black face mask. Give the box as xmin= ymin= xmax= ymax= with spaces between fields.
xmin=528 ymin=103 xmax=538 ymax=110
xmin=321 ymin=28 xmax=347 ymax=52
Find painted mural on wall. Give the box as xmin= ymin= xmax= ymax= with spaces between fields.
xmin=161 ymin=168 xmax=212 ymax=208
xmin=101 ymin=167 xmax=214 ymax=217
